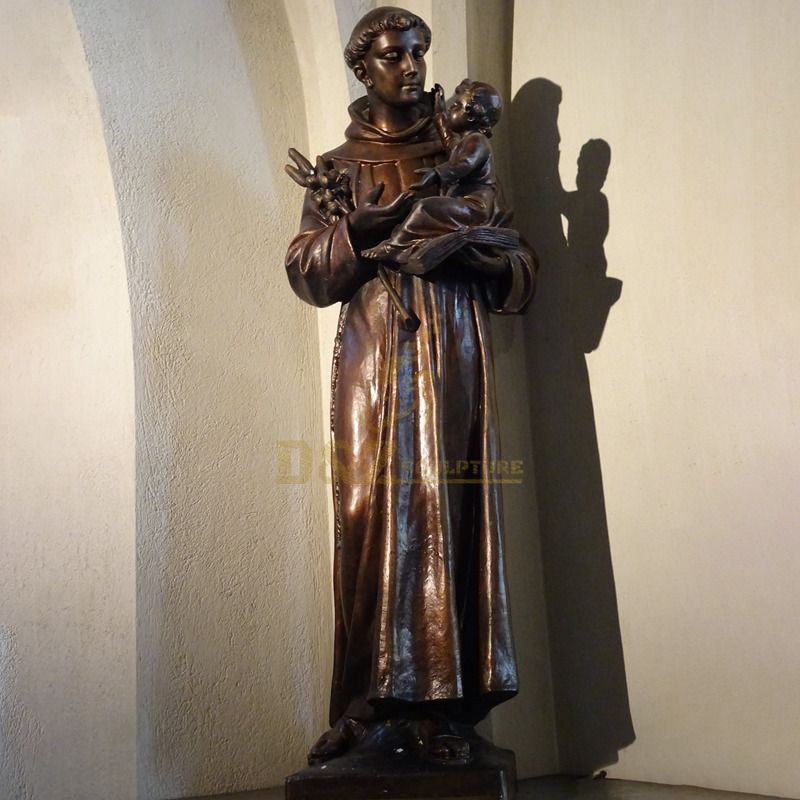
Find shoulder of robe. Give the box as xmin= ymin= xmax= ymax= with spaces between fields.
xmin=325 ymin=138 xmax=445 ymax=165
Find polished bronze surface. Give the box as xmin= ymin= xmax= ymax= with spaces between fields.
xmin=361 ymin=79 xmax=518 ymax=276
xmin=283 ymin=6 xmax=535 ymax=785
xmin=285 ymin=148 xmax=420 ymax=330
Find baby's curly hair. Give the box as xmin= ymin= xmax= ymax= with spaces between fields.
xmin=344 ymin=6 xmax=431 ymax=69
xmin=462 ymin=81 xmax=503 ymax=137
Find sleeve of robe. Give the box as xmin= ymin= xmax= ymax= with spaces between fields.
xmin=286 ymin=179 xmax=536 ymax=314
xmin=434 ymin=134 xmax=537 ymax=314
xmin=482 ymin=241 xmax=538 ymax=314
xmin=285 ymin=190 xmax=376 ymax=308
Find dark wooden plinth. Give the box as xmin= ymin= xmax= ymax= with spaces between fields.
xmin=285 ymin=737 xmax=516 ymax=800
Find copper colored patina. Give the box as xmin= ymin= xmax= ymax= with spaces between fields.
xmin=283 ymin=6 xmax=535 ymax=783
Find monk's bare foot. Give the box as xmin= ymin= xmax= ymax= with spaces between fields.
xmin=307 ymin=717 xmax=366 ymax=765
xmin=425 ymin=733 xmax=472 ymax=766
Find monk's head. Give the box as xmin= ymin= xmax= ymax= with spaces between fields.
xmin=344 ymin=7 xmax=431 ymax=108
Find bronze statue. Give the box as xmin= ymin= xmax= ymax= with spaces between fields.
xmin=283 ymin=6 xmax=535 ymax=787
xmin=362 ymin=79 xmax=519 ymax=275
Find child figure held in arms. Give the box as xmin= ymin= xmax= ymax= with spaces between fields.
xmin=363 ymin=79 xmax=518 ymax=275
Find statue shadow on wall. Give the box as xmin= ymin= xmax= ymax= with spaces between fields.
xmin=509 ymin=77 xmax=635 ymax=774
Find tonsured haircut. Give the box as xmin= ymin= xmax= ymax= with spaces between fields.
xmin=344 ymin=6 xmax=432 ymax=69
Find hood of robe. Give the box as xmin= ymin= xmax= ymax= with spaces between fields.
xmin=326 ymin=95 xmax=444 ymax=163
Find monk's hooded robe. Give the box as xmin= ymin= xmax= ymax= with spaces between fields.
xmin=285 ymin=96 xmax=535 ymax=726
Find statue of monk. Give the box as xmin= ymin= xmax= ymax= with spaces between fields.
xmin=284 ymin=5 xmax=535 ymax=767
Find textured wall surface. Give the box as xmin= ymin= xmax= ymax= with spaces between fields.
xmin=0 ymin=1 xmax=136 ymax=798
xmin=513 ymin=1 xmax=800 ymax=796
xmin=284 ymin=0 xmax=354 ymax=546
xmin=72 ymin=0 xmax=330 ymax=796
xmin=9 ymin=1 xmax=798 ymax=797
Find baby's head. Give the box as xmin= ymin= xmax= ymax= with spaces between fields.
xmin=576 ymin=139 xmax=611 ymax=191
xmin=447 ymin=80 xmax=503 ymax=136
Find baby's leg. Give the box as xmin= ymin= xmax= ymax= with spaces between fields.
xmin=362 ymin=196 xmax=483 ymax=264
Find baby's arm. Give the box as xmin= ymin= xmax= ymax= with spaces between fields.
xmin=432 ymin=85 xmax=458 ymax=151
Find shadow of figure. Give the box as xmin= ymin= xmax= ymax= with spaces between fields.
xmin=510 ymin=78 xmax=634 ymax=774
xmin=564 ymin=139 xmax=621 ymax=353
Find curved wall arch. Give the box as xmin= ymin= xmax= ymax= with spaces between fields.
xmin=0 ymin=2 xmax=136 ymax=798
xmin=72 ymin=0 xmax=330 ymax=795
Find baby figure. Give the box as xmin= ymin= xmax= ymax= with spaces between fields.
xmin=363 ymin=79 xmax=515 ymax=275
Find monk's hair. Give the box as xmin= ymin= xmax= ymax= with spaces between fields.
xmin=344 ymin=7 xmax=432 ymax=69
xmin=463 ymin=82 xmax=503 ymax=137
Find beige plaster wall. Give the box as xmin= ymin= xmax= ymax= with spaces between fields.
xmin=11 ymin=1 xmax=798 ymax=796
xmin=512 ymin=1 xmax=800 ymax=796
xmin=0 ymin=2 xmax=136 ymax=798
xmin=71 ymin=0 xmax=330 ymax=796
xmin=284 ymin=0 xmax=355 ymax=547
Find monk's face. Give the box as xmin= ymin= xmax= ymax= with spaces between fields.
xmin=361 ymin=28 xmax=427 ymax=107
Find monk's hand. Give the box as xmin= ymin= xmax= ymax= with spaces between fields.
xmin=409 ymin=168 xmax=440 ymax=192
xmin=464 ymin=245 xmax=509 ymax=278
xmin=349 ymin=183 xmax=414 ymax=245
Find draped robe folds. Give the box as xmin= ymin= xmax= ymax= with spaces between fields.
xmin=285 ymin=97 xmax=535 ymax=726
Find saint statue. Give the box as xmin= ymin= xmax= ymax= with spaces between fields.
xmin=284 ymin=6 xmax=535 ymax=771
